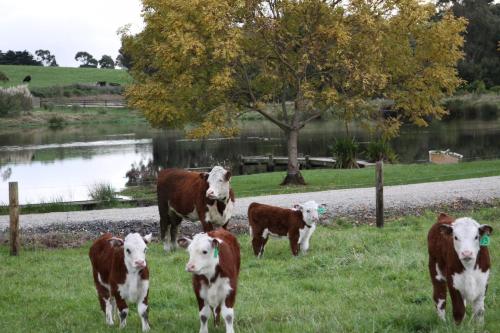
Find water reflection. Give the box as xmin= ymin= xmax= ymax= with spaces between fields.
xmin=1 ymin=119 xmax=499 ymax=204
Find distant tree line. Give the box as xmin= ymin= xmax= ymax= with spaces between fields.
xmin=0 ymin=49 xmax=57 ymax=66
xmin=438 ymin=0 xmax=500 ymax=88
xmin=74 ymin=51 xmax=124 ymax=69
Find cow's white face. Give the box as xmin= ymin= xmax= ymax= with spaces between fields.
xmin=122 ymin=233 xmax=152 ymax=271
xmin=204 ymin=166 xmax=231 ymax=201
xmin=440 ymin=218 xmax=493 ymax=267
xmin=178 ymin=233 xmax=221 ymax=278
xmin=295 ymin=201 xmax=321 ymax=226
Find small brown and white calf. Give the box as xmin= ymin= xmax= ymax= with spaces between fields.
xmin=427 ymin=213 xmax=493 ymax=324
xmin=248 ymin=201 xmax=322 ymax=257
xmin=89 ymin=232 xmax=152 ymax=332
xmin=178 ymin=228 xmax=240 ymax=333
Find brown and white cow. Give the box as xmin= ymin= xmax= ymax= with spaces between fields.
xmin=248 ymin=200 xmax=323 ymax=257
xmin=89 ymin=232 xmax=152 ymax=332
xmin=157 ymin=166 xmax=235 ymax=252
xmin=427 ymin=213 xmax=493 ymax=324
xmin=178 ymin=228 xmax=240 ymax=333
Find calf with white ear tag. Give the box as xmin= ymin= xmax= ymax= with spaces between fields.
xmin=178 ymin=229 xmax=241 ymax=333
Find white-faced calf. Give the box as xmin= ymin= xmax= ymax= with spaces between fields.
xmin=427 ymin=213 xmax=493 ymax=324
xmin=248 ymin=201 xmax=323 ymax=257
xmin=178 ymin=229 xmax=240 ymax=333
xmin=89 ymin=232 xmax=152 ymax=332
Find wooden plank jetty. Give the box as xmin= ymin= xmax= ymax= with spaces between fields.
xmin=238 ymin=154 xmax=375 ymax=174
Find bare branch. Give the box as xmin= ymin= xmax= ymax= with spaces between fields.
xmin=299 ymin=112 xmax=322 ymax=128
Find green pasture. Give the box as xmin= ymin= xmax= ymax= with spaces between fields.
xmin=1 ymin=208 xmax=499 ymax=332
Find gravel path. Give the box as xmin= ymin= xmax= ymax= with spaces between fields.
xmin=1 ymin=176 xmax=499 ymax=238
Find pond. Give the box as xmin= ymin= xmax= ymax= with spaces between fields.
xmin=1 ymin=118 xmax=500 ymax=204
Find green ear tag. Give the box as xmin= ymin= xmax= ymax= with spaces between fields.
xmin=480 ymin=234 xmax=490 ymax=247
xmin=317 ymin=207 xmax=326 ymax=215
xmin=214 ymin=247 xmax=219 ymax=258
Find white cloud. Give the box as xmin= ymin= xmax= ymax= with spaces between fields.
xmin=0 ymin=0 xmax=144 ymax=67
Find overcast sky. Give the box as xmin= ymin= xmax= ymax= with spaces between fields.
xmin=0 ymin=0 xmax=144 ymax=67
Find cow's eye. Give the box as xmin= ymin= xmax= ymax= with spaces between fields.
xmin=126 ymin=249 xmax=131 ymax=254
xmin=307 ymin=210 xmax=310 ymax=213
xmin=475 ymin=235 xmax=479 ymax=240
xmin=202 ymin=250 xmax=208 ymax=255
xmin=454 ymin=236 xmax=458 ymax=241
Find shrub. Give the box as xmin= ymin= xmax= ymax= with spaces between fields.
xmin=47 ymin=116 xmax=65 ymax=129
xmin=467 ymin=80 xmax=487 ymax=94
xmin=0 ymin=71 xmax=9 ymax=82
xmin=42 ymin=102 xmax=55 ymax=111
xmin=331 ymin=137 xmax=359 ymax=169
xmin=364 ymin=140 xmax=398 ymax=163
xmin=30 ymin=84 xmax=123 ymax=98
xmin=489 ymin=86 xmax=500 ymax=94
xmin=0 ymin=84 xmax=33 ymax=116
xmin=88 ymin=182 xmax=117 ymax=202
xmin=71 ymin=104 xmax=81 ymax=112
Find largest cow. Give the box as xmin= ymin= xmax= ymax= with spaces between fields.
xmin=157 ymin=166 xmax=235 ymax=252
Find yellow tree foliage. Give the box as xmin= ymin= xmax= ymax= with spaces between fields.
xmin=124 ymin=0 xmax=466 ymax=184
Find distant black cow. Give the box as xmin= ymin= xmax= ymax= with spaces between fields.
xmin=96 ymin=81 xmax=107 ymax=87
xmin=22 ymin=75 xmax=31 ymax=83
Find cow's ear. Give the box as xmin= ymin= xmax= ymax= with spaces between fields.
xmin=293 ymin=204 xmax=302 ymax=211
xmin=439 ymin=224 xmax=453 ymax=235
xmin=479 ymin=224 xmax=493 ymax=236
xmin=108 ymin=237 xmax=124 ymax=247
xmin=177 ymin=237 xmax=192 ymax=249
xmin=200 ymin=172 xmax=209 ymax=181
xmin=437 ymin=213 xmax=453 ymax=224
xmin=224 ymin=170 xmax=232 ymax=182
xmin=211 ymin=238 xmax=222 ymax=248
xmin=143 ymin=233 xmax=153 ymax=244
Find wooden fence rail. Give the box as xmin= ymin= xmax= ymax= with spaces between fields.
xmin=40 ymin=98 xmax=126 ymax=108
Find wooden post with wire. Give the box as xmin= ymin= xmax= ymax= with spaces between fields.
xmin=9 ymin=181 xmax=20 ymax=255
xmin=375 ymin=161 xmax=384 ymax=228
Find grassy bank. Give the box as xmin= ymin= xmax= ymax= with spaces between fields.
xmin=0 ymin=65 xmax=131 ymax=88
xmin=0 ymin=107 xmax=148 ymax=129
xmin=1 ymin=207 xmax=499 ymax=332
xmin=122 ymin=158 xmax=500 ymax=201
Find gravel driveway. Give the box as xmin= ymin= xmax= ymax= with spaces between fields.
xmin=1 ymin=176 xmax=499 ymax=236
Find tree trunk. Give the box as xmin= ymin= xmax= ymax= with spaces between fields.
xmin=281 ymin=128 xmax=306 ymax=185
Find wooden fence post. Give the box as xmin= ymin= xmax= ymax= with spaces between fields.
xmin=9 ymin=182 xmax=20 ymax=256
xmin=375 ymin=161 xmax=384 ymax=228
xmin=266 ymin=154 xmax=274 ymax=172
xmin=238 ymin=155 xmax=244 ymax=175
xmin=305 ymin=155 xmax=311 ymax=169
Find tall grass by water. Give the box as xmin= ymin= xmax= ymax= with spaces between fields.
xmin=0 ymin=208 xmax=499 ymax=332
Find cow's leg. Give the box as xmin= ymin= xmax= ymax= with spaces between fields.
xmin=472 ymin=294 xmax=485 ymax=324
xmin=115 ymin=294 xmax=129 ymax=329
xmin=429 ymin=259 xmax=447 ymax=321
xmin=138 ymin=300 xmax=150 ymax=332
xmin=448 ymin=284 xmax=465 ymax=324
xmin=159 ymin=207 xmax=171 ymax=252
xmin=251 ymin=235 xmax=264 ymax=257
xmin=104 ymin=297 xmax=114 ymax=325
xmin=169 ymin=216 xmax=181 ymax=252
xmin=199 ymin=302 xmax=211 ymax=333
xmin=221 ymin=303 xmax=235 ymax=333
xmin=289 ymin=233 xmax=300 ymax=256
xmin=300 ymin=224 xmax=316 ymax=254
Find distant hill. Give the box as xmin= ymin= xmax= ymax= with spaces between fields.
xmin=0 ymin=65 xmax=132 ymax=88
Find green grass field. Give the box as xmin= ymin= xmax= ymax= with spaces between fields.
xmin=0 ymin=208 xmax=499 ymax=332
xmin=121 ymin=159 xmax=500 ymax=201
xmin=0 ymin=65 xmax=131 ymax=88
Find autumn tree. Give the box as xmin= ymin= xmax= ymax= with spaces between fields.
xmin=124 ymin=0 xmax=466 ymax=185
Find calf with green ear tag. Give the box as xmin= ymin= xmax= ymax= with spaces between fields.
xmin=178 ymin=229 xmax=240 ymax=333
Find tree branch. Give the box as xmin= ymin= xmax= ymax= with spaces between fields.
xmin=298 ymin=111 xmax=322 ymax=128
